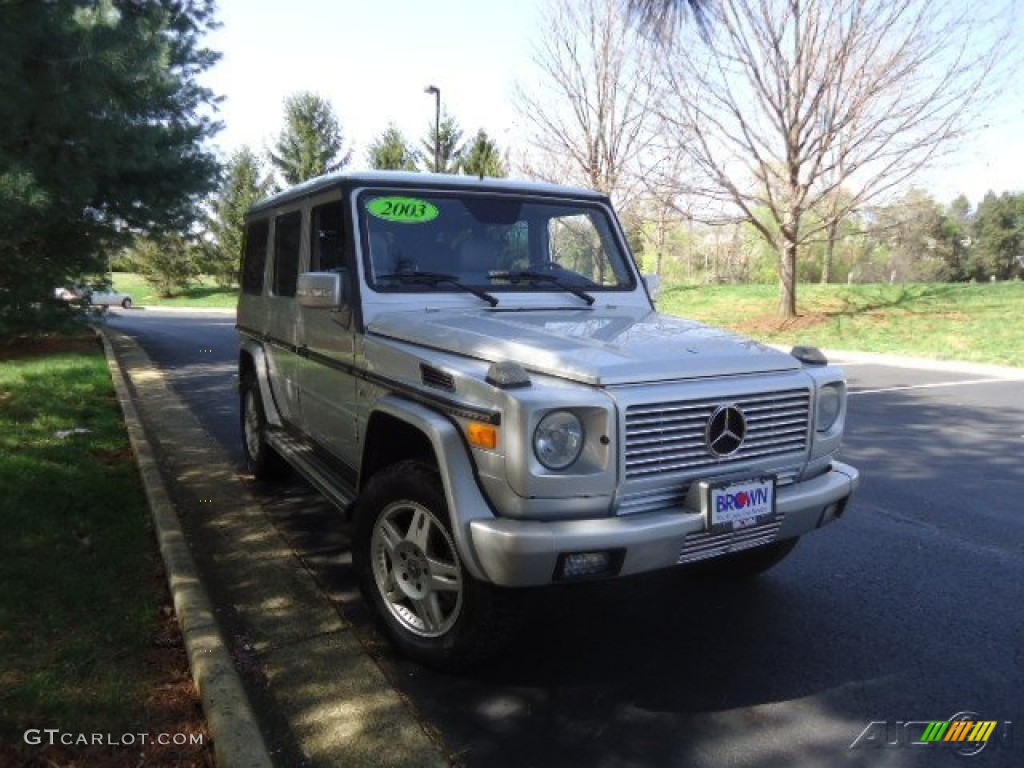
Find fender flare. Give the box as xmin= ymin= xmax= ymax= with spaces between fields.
xmin=238 ymin=338 xmax=283 ymax=428
xmin=368 ymin=395 xmax=496 ymax=582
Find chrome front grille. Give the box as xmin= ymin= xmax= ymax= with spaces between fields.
xmin=678 ymin=514 xmax=785 ymax=563
xmin=624 ymin=389 xmax=810 ymax=479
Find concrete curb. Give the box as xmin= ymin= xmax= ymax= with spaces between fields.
xmin=99 ymin=329 xmax=274 ymax=768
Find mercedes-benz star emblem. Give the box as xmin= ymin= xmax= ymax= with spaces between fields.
xmin=706 ymin=405 xmax=747 ymax=457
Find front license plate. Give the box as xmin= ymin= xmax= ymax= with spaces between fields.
xmin=704 ymin=476 xmax=776 ymax=531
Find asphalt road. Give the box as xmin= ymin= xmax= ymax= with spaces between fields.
xmin=108 ymin=308 xmax=1024 ymax=768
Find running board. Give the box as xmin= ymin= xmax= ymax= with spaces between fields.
xmin=266 ymin=428 xmax=357 ymax=513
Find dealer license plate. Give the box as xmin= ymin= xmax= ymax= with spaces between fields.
xmin=703 ymin=476 xmax=776 ymax=532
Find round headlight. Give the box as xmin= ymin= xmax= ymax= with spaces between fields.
xmin=816 ymin=384 xmax=842 ymax=432
xmin=533 ymin=411 xmax=584 ymax=470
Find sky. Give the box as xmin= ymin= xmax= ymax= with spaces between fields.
xmin=199 ymin=0 xmax=1024 ymax=206
xmin=200 ymin=0 xmax=541 ymax=171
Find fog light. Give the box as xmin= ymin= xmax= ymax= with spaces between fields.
xmin=556 ymin=550 xmax=622 ymax=580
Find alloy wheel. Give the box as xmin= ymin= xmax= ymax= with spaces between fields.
xmin=370 ymin=501 xmax=463 ymax=637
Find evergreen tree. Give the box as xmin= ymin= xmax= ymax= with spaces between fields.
xmin=420 ymin=115 xmax=466 ymax=174
xmin=942 ymin=195 xmax=973 ymax=281
xmin=130 ymin=234 xmax=199 ymax=298
xmin=971 ymin=192 xmax=1024 ymax=280
xmin=270 ymin=92 xmax=351 ymax=185
xmin=459 ymin=130 xmax=507 ymax=178
xmin=367 ymin=124 xmax=420 ymax=171
xmin=0 ymin=0 xmax=222 ymax=333
xmin=203 ymin=147 xmax=273 ymax=287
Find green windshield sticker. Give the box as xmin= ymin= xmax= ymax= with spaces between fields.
xmin=366 ymin=197 xmax=439 ymax=223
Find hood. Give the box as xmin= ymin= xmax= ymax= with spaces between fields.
xmin=367 ymin=308 xmax=801 ymax=386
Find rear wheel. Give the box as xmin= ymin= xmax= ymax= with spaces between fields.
xmin=121 ymin=297 xmax=132 ymax=309
xmin=240 ymin=373 xmax=287 ymax=480
xmin=353 ymin=461 xmax=522 ymax=668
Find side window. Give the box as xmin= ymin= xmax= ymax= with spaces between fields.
xmin=241 ymin=219 xmax=269 ymax=295
xmin=273 ymin=210 xmax=302 ymax=297
xmin=310 ymin=201 xmax=344 ymax=272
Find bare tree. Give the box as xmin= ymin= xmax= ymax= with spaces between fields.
xmin=516 ymin=0 xmax=660 ymax=206
xmin=655 ymin=0 xmax=1013 ymax=316
xmin=634 ymin=152 xmax=696 ymax=276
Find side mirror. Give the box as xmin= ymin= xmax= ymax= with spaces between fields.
xmin=643 ymin=273 xmax=661 ymax=301
xmin=297 ymin=271 xmax=344 ymax=308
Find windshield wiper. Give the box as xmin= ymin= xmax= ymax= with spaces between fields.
xmin=498 ymin=269 xmax=596 ymax=306
xmin=378 ymin=270 xmax=499 ymax=307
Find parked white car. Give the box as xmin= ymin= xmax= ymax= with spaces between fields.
xmin=87 ymin=285 xmax=133 ymax=309
xmin=55 ymin=283 xmax=133 ymax=309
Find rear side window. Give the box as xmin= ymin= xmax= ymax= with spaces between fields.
xmin=311 ymin=201 xmax=344 ymax=272
xmin=273 ymin=210 xmax=302 ymax=297
xmin=241 ymin=219 xmax=269 ymax=295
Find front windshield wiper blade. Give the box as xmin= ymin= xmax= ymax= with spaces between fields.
xmin=378 ymin=270 xmax=499 ymax=307
xmin=498 ymin=269 xmax=596 ymax=306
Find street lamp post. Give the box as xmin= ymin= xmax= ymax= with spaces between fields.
xmin=424 ymin=84 xmax=440 ymax=173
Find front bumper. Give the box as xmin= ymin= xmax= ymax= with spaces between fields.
xmin=469 ymin=461 xmax=860 ymax=587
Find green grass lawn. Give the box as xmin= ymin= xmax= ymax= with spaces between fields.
xmin=0 ymin=336 xmax=155 ymax=732
xmin=658 ymin=281 xmax=1024 ymax=368
xmin=112 ymin=271 xmax=237 ymax=308
xmin=0 ymin=333 xmax=207 ymax=761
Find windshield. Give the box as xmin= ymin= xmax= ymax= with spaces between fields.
xmin=358 ymin=190 xmax=636 ymax=297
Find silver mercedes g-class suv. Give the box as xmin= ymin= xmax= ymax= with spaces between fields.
xmin=237 ymin=171 xmax=859 ymax=667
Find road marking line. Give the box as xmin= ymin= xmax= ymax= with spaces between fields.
xmin=848 ymin=378 xmax=1008 ymax=396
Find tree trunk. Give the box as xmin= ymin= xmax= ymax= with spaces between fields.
xmin=822 ymin=217 xmax=839 ymax=284
xmin=655 ymin=208 xmax=667 ymax=276
xmin=778 ymin=239 xmax=798 ymax=318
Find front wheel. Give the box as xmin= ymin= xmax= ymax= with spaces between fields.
xmin=353 ymin=461 xmax=522 ymax=668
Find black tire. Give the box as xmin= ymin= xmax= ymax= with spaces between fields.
xmin=353 ymin=460 xmax=523 ymax=668
xmin=121 ymin=297 xmax=132 ymax=309
xmin=686 ymin=537 xmax=799 ymax=580
xmin=240 ymin=373 xmax=287 ymax=480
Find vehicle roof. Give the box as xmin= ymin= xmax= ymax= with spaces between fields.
xmin=247 ymin=170 xmax=609 ymax=216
